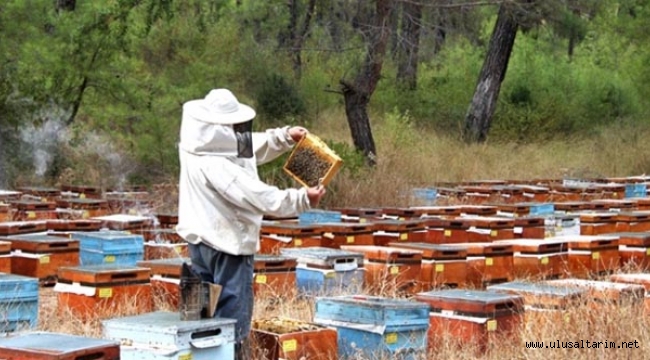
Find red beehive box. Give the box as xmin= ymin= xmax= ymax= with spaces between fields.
xmin=445 ymin=243 xmax=514 ymax=288
xmin=16 ymin=186 xmax=60 ymax=202
xmin=388 ymin=242 xmax=468 ymax=291
xmin=253 ymin=255 xmax=297 ymax=297
xmin=464 ymin=216 xmax=515 ymax=242
xmin=251 ymin=318 xmax=338 ymax=360
xmin=0 ymin=204 xmax=10 ymax=223
xmin=579 ymin=212 xmax=618 ymax=235
xmin=104 ymin=191 xmax=151 ymax=214
xmin=591 ymin=198 xmax=637 ymax=211
xmin=46 ymin=219 xmax=102 ymax=233
xmin=553 ymin=201 xmax=591 ymax=213
xmin=459 ymin=205 xmax=499 ymax=216
xmin=415 ymin=289 xmax=524 ymax=354
xmin=54 ymin=264 xmax=153 ymax=320
xmin=133 ymin=228 xmax=183 ymax=243
xmin=610 ymin=232 xmax=650 ymax=270
xmin=459 ymin=186 xmax=501 ymax=205
xmin=340 ymin=245 xmax=422 ymax=295
xmin=0 ymin=190 xmax=22 ymax=204
xmin=3 ymin=233 xmax=79 ymax=284
xmin=0 ymin=331 xmax=120 ymax=360
xmin=0 ymin=221 xmax=47 ymax=236
xmin=0 ymin=240 xmax=10 ymax=273
xmin=492 ymin=238 xmax=568 ymax=280
xmin=259 ymin=221 xmax=324 ymax=255
xmin=332 ymin=207 xmax=383 ymax=223
xmin=137 ymin=257 xmax=189 ymax=310
xmin=9 ymin=200 xmax=57 ymax=221
xmin=143 ymin=241 xmax=188 ymax=260
xmin=613 ymin=211 xmax=650 ymax=232
xmin=319 ymin=222 xmax=375 ymax=248
xmin=60 ymin=184 xmax=103 ymax=199
xmin=55 ymin=198 xmax=109 ymax=218
xmin=154 ymin=212 xmax=178 ymax=229
xmin=552 ymin=235 xmax=619 ymax=278
xmin=381 ymin=206 xmax=426 ymax=220
xmin=372 ymin=219 xmax=428 ymax=245
xmin=512 ymin=185 xmax=551 ymax=202
xmin=409 ymin=206 xmax=463 ymax=218
xmin=513 ymin=216 xmax=547 ymax=239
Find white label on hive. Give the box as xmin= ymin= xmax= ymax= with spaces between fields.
xmin=99 ymin=288 xmax=113 ymax=298
xmin=385 ymin=333 xmax=398 ymax=344
xmin=282 ymin=339 xmax=297 ymax=352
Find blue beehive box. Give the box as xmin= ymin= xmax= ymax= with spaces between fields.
xmin=298 ymin=209 xmax=342 ymax=225
xmin=73 ymin=231 xmax=144 ymax=266
xmin=314 ymin=295 xmax=429 ymax=360
xmin=625 ymin=183 xmax=647 ymax=198
xmin=0 ymin=273 xmax=39 ymax=333
xmin=528 ymin=203 xmax=555 ymax=216
xmin=411 ymin=188 xmax=438 ymax=205
xmin=280 ymin=247 xmax=365 ymax=296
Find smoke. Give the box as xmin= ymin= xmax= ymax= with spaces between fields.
xmin=19 ymin=104 xmax=70 ymax=177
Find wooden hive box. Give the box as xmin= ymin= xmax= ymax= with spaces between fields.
xmin=154 ymin=212 xmax=178 ymax=228
xmin=333 ymin=207 xmax=383 ymax=223
xmin=0 ymin=204 xmax=10 ymax=223
xmin=283 ymin=133 xmax=342 ymax=188
xmin=280 ymin=247 xmax=364 ymax=296
xmin=613 ymin=211 xmax=650 ymax=232
xmin=55 ymin=198 xmax=109 ymax=218
xmin=16 ymin=186 xmax=60 ymax=202
xmin=415 ymin=289 xmax=524 ymax=354
xmin=60 ymin=184 xmax=103 ymax=199
xmin=579 ymin=212 xmax=618 ymax=235
xmin=46 ymin=219 xmax=102 ymax=232
xmin=459 ymin=186 xmax=501 ymax=205
xmin=0 ymin=273 xmax=39 ymax=333
xmin=492 ymin=238 xmax=568 ymax=280
xmin=0 ymin=331 xmax=120 ymax=360
xmin=381 ymin=206 xmax=427 ymax=220
xmin=54 ymin=264 xmax=153 ymax=320
xmin=319 ymin=222 xmax=375 ymax=248
xmin=137 ymin=257 xmax=190 ymax=310
xmin=512 ymin=185 xmax=551 ymax=203
xmin=464 ymin=216 xmax=516 ymax=242
xmin=553 ymin=201 xmax=590 ymax=213
xmin=251 ymin=318 xmax=338 ymax=360
xmin=388 ymin=242 xmax=468 ymax=291
xmin=259 ymin=221 xmax=324 ymax=254
xmin=143 ymin=241 xmax=188 ymax=260
xmin=0 ymin=190 xmax=22 ymax=203
xmin=545 ymin=278 xmax=645 ymax=308
xmin=552 ymin=235 xmax=620 ymax=278
xmin=459 ymin=205 xmax=499 ymax=216
xmin=340 ymin=245 xmax=422 ymax=295
xmin=609 ymin=232 xmax=650 ymax=270
xmin=9 ymin=200 xmax=57 ymax=221
xmin=3 ymin=233 xmax=80 ymax=284
xmin=0 ymin=240 xmax=11 ymax=273
xmin=104 ymin=191 xmax=151 ymax=214
xmin=427 ymin=217 xmax=474 ymax=244
xmin=512 ymin=216 xmax=547 ymax=239
xmin=90 ymin=214 xmax=154 ymax=231
xmin=443 ymin=242 xmax=514 ymax=288
xmin=609 ymin=273 xmax=650 ymax=315
xmin=253 ymin=254 xmax=297 ymax=297
xmin=0 ymin=221 xmax=47 ymax=236
xmin=409 ymin=205 xmax=463 ymax=218
xmin=372 ymin=219 xmax=428 ymax=245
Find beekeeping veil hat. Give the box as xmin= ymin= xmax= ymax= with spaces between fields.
xmin=179 ymin=89 xmax=255 ymax=158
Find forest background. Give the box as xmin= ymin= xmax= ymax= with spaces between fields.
xmin=1 ymin=0 xmax=649 ymax=208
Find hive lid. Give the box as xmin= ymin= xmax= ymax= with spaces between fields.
xmin=0 ymin=331 xmax=118 ymax=353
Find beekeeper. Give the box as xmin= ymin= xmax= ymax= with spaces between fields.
xmin=176 ymin=88 xmax=326 ymax=358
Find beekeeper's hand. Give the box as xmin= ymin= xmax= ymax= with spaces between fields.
xmin=307 ymin=185 xmax=326 ymax=207
xmin=288 ymin=126 xmax=308 ymax=143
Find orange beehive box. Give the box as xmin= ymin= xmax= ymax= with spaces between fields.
xmin=444 ymin=243 xmax=514 ymax=288
xmin=55 ymin=264 xmax=153 ymax=320
xmin=60 ymin=184 xmax=103 ymax=199
xmin=91 ymin=214 xmax=154 ymax=231
xmin=409 ymin=206 xmax=463 ymax=218
xmin=133 ymin=228 xmax=183 ymax=243
xmin=381 ymin=206 xmax=427 ymax=220
xmin=492 ymin=238 xmax=568 ymax=280
xmin=579 ymin=212 xmax=618 ymax=235
xmin=610 ymin=232 xmax=650 ymax=270
xmin=459 ymin=205 xmax=499 ymax=216
xmin=253 ymin=255 xmax=297 ymax=297
xmin=0 ymin=240 xmax=10 ymax=273
xmin=0 ymin=204 xmax=10 ymax=223
xmin=55 ymin=198 xmax=109 ymax=218
xmin=154 ymin=212 xmax=178 ymax=228
xmin=553 ymin=201 xmax=590 ymax=213
xmin=512 ymin=185 xmax=551 ymax=202
xmin=137 ymin=257 xmax=189 ymax=310
xmin=251 ymin=318 xmax=338 ymax=360
xmin=259 ymin=221 xmax=324 ymax=254
xmin=143 ymin=242 xmax=188 ymax=260
xmin=46 ymin=219 xmax=102 ymax=232
xmin=591 ymin=198 xmax=637 ymax=212
xmin=552 ymin=235 xmax=619 ymax=278
xmin=9 ymin=200 xmax=57 ymax=221
xmin=388 ymin=242 xmax=468 ymax=291
xmin=0 ymin=221 xmax=47 ymax=236
xmin=464 ymin=216 xmax=515 ymax=242
xmin=459 ymin=187 xmax=501 ymax=205
xmin=283 ymin=133 xmax=342 ymax=188
xmin=332 ymin=207 xmax=383 ymax=223
xmin=415 ymin=289 xmax=524 ymax=354
xmin=613 ymin=211 xmax=650 ymax=232
xmin=372 ymin=219 xmax=428 ymax=245
xmin=3 ymin=233 xmax=80 ymax=283
xmin=340 ymin=245 xmax=421 ymax=295
xmin=512 ymin=216 xmax=546 ymax=239
xmin=319 ymin=222 xmax=375 ymax=248
xmin=427 ymin=217 xmax=472 ymax=244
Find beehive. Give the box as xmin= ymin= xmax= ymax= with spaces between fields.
xmin=444 ymin=243 xmax=514 ymax=288
xmin=4 ymin=233 xmax=80 ymax=283
xmin=610 ymin=232 xmax=650 ymax=270
xmin=259 ymin=221 xmax=324 ymax=254
xmin=280 ymin=247 xmax=364 ymax=296
xmin=0 ymin=241 xmax=10 ymax=273
xmin=253 ymin=254 xmax=297 ymax=297
xmin=0 ymin=273 xmax=39 ymax=333
xmin=251 ymin=318 xmax=337 ymax=360
xmin=283 ymin=133 xmax=342 ymax=188
xmin=492 ymin=238 xmax=568 ymax=280
xmin=0 ymin=221 xmax=47 ymax=236
xmin=137 ymin=257 xmax=190 ymax=309
xmin=0 ymin=332 xmax=120 ymax=360
xmin=552 ymin=235 xmax=619 ymax=277
xmin=55 ymin=264 xmax=153 ymax=320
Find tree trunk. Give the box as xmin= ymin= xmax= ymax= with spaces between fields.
xmin=463 ymin=4 xmax=518 ymax=143
xmin=341 ymin=0 xmax=394 ymax=166
xmin=288 ymin=0 xmax=317 ymax=80
xmin=396 ymin=0 xmax=422 ymax=90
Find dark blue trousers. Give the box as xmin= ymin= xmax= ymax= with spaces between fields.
xmin=188 ymin=242 xmax=254 ymax=344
